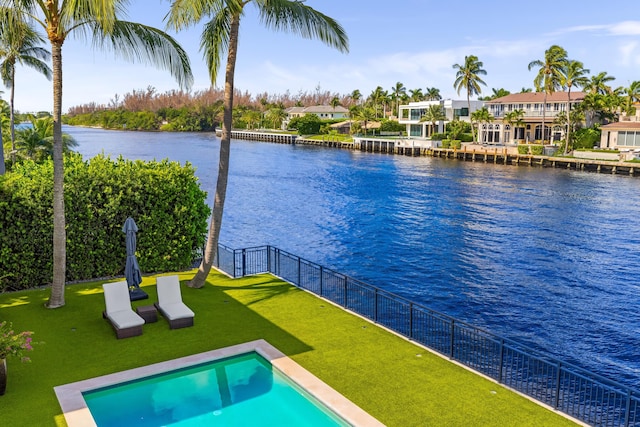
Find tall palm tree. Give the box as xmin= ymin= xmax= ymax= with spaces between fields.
xmin=528 ymin=45 xmax=568 ymax=143
xmin=391 ymin=81 xmax=406 ymax=117
xmin=0 ymin=10 xmax=51 ymax=163
xmin=452 ymin=55 xmax=487 ymax=141
xmin=559 ymin=60 xmax=589 ymax=154
xmin=330 ymin=95 xmax=341 ymax=110
xmin=5 ymin=0 xmax=193 ymax=308
xmin=168 ymin=0 xmax=348 ymax=289
xmin=369 ymin=86 xmax=385 ymax=118
xmin=425 ymin=87 xmax=442 ymax=101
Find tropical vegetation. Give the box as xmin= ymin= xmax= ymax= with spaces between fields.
xmin=3 ymin=0 xmax=194 ymax=310
xmin=453 ymin=55 xmax=487 ymax=141
xmin=0 ymin=153 xmax=208 ymax=291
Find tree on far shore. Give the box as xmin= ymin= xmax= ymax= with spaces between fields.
xmin=453 ymin=55 xmax=487 ymax=142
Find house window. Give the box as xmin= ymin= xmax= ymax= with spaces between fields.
xmin=410 ymin=108 xmax=425 ymax=120
xmin=619 ymin=131 xmax=640 ymax=146
xmin=454 ymin=107 xmax=469 ymax=118
xmin=410 ymin=124 xmax=422 ymax=137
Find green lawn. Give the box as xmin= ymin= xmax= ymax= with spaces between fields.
xmin=0 ymin=270 xmax=577 ymax=426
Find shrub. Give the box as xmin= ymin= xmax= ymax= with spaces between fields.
xmin=573 ymin=127 xmax=602 ymax=150
xmin=517 ymin=145 xmax=529 ymax=155
xmin=430 ymin=133 xmax=446 ymax=141
xmin=441 ymin=139 xmax=451 ymax=149
xmin=0 ymin=153 xmax=209 ymax=291
xmin=450 ymin=140 xmax=461 ymax=149
xmin=459 ymin=133 xmax=474 ymax=142
xmin=530 ymin=145 xmax=544 ymax=155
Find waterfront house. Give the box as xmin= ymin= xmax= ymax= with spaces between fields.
xmin=599 ymin=108 xmax=640 ymax=150
xmin=285 ymin=105 xmax=350 ymax=120
xmin=482 ymin=92 xmax=587 ymax=144
xmin=398 ymin=99 xmax=484 ymax=138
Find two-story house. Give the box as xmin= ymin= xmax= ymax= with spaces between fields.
xmin=482 ymin=92 xmax=587 ymax=144
xmin=398 ymin=99 xmax=485 ymax=138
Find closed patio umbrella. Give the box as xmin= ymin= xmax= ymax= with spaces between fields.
xmin=123 ymin=217 xmax=147 ymax=301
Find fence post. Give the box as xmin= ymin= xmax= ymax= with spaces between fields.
xmin=267 ymin=245 xmax=271 ymax=274
xmin=232 ymin=248 xmax=237 ymax=278
xmin=554 ymin=362 xmax=562 ymax=409
xmin=242 ymin=249 xmax=246 ymax=277
xmin=624 ymin=389 xmax=632 ymax=427
xmin=374 ymin=288 xmax=378 ymax=322
xmin=409 ymin=302 xmax=413 ymax=340
xmin=498 ymin=339 xmax=505 ymax=383
xmin=343 ymin=275 xmax=348 ymax=307
xmin=450 ymin=319 xmax=455 ymax=359
xmin=319 ymin=266 xmax=323 ymax=296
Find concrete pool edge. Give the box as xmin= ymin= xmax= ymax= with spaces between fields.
xmin=54 ymin=339 xmax=385 ymax=427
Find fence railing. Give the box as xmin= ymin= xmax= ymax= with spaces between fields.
xmin=210 ymin=244 xmax=639 ymax=427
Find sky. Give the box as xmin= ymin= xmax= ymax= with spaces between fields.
xmin=9 ymin=0 xmax=640 ymax=113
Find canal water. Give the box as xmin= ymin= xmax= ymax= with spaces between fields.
xmin=66 ymin=126 xmax=640 ymax=388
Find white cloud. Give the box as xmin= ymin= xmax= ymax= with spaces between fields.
xmin=608 ymin=21 xmax=640 ymax=36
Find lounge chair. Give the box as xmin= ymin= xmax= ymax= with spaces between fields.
xmin=102 ymin=281 xmax=145 ymax=339
xmin=155 ymin=276 xmax=195 ymax=329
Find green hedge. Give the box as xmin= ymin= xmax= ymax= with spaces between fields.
xmin=517 ymin=144 xmax=544 ymax=155
xmin=0 ymin=153 xmax=209 ymax=291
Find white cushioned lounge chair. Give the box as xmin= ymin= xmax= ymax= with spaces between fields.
xmin=155 ymin=275 xmax=195 ymax=329
xmin=102 ymin=281 xmax=145 ymax=339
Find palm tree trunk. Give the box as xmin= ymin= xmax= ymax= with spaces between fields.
xmin=564 ymin=89 xmax=571 ymax=155
xmin=189 ymin=14 xmax=240 ymax=288
xmin=47 ymin=41 xmax=65 ymax=308
xmin=541 ymin=92 xmax=547 ymax=143
xmin=9 ymin=67 xmax=16 ymax=165
xmin=468 ymin=94 xmax=476 ymax=142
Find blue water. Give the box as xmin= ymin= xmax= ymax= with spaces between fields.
xmin=67 ymin=126 xmax=640 ymax=389
xmin=84 ymin=352 xmax=348 ymax=426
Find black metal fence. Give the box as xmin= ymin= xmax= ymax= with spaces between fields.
xmin=211 ymin=244 xmax=639 ymax=427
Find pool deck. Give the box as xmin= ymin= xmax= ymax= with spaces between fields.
xmin=54 ymin=339 xmax=384 ymax=427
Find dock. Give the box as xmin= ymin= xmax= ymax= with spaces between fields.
xmin=221 ymin=130 xmax=640 ymax=177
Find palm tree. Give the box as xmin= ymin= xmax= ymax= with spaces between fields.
xmin=623 ymin=81 xmax=640 ymax=115
xmin=353 ymin=105 xmax=375 ymax=136
xmin=0 ymin=10 xmax=51 ymax=163
xmin=528 ymin=45 xmax=568 ymax=143
xmin=489 ymin=88 xmax=510 ymax=100
xmin=391 ymin=81 xmax=406 ymax=117
xmin=584 ymin=71 xmax=616 ymax=95
xmin=14 ymin=114 xmax=76 ymax=162
xmin=330 ymin=95 xmax=341 ymax=110
xmin=168 ymin=0 xmax=348 ymax=289
xmin=419 ymin=104 xmax=446 ymax=137
xmin=6 ymin=0 xmax=193 ymax=308
xmin=266 ymin=106 xmax=287 ymax=129
xmin=425 ymin=87 xmax=442 ymax=101
xmin=470 ymin=107 xmax=494 ymax=143
xmin=503 ymin=109 xmax=525 ymax=142
xmin=452 ymin=55 xmax=487 ymax=141
xmin=349 ymin=89 xmax=361 ymax=106
xmin=559 ymin=60 xmax=589 ymax=154
xmin=369 ymin=86 xmax=385 ymax=118
xmin=409 ymin=88 xmax=423 ymax=102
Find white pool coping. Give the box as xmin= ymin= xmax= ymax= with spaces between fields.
xmin=54 ymin=339 xmax=385 ymax=427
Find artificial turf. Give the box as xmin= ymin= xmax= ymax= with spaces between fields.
xmin=0 ymin=270 xmax=577 ymax=426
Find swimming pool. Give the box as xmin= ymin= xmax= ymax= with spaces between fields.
xmin=54 ymin=340 xmax=383 ymax=427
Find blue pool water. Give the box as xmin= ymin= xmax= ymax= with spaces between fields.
xmin=83 ymin=352 xmax=349 ymax=426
